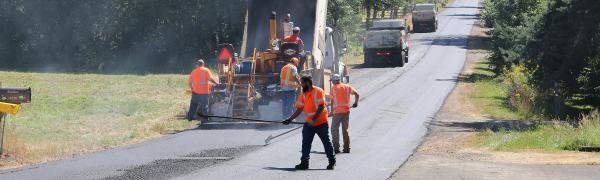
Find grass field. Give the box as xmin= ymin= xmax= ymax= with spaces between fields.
xmin=0 ymin=71 xmax=197 ymax=166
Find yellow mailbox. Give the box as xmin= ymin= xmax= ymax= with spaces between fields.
xmin=0 ymin=102 xmax=20 ymax=116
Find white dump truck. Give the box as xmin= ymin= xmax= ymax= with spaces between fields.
xmin=412 ymin=3 xmax=438 ymax=32
xmin=363 ymin=19 xmax=409 ymax=67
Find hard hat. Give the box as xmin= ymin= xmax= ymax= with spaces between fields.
xmin=291 ymin=58 xmax=299 ymax=65
xmin=331 ymin=74 xmax=341 ymax=81
xmin=197 ymin=59 xmax=205 ymax=65
xmin=293 ymin=27 xmax=300 ymax=32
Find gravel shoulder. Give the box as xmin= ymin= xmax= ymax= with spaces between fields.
xmin=390 ymin=20 xmax=600 ymax=180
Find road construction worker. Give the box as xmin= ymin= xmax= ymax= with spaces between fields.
xmin=280 ymin=57 xmax=301 ymax=117
xmin=283 ymin=76 xmax=336 ymax=170
xmin=283 ymin=27 xmax=305 ymax=53
xmin=329 ymin=74 xmax=359 ymax=154
xmin=186 ymin=59 xmax=218 ymax=120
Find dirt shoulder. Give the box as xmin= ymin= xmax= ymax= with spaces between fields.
xmin=390 ymin=21 xmax=600 ymax=180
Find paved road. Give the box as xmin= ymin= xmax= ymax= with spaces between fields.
xmin=0 ymin=0 xmax=479 ymax=179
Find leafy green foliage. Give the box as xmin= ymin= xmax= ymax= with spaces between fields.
xmin=327 ymin=0 xmax=364 ymax=55
xmin=482 ymin=0 xmax=600 ymax=114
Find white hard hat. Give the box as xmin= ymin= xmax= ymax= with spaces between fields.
xmin=331 ymin=74 xmax=341 ymax=81
xmin=293 ymin=27 xmax=301 ymax=32
xmin=197 ymin=59 xmax=205 ymax=65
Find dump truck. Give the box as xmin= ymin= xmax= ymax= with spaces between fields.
xmin=207 ymin=0 xmax=347 ymax=121
xmin=363 ymin=19 xmax=409 ymax=67
xmin=412 ymin=3 xmax=438 ymax=32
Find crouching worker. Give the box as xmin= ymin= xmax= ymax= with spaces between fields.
xmin=282 ymin=76 xmax=336 ymax=170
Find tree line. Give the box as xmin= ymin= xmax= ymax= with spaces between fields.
xmin=0 ymin=0 xmax=425 ymax=74
xmin=0 ymin=0 xmax=245 ymax=74
xmin=482 ymin=0 xmax=600 ymax=115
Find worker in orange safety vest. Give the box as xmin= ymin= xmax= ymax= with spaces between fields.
xmin=328 ymin=74 xmax=359 ymax=154
xmin=280 ymin=57 xmax=301 ymax=117
xmin=283 ymin=27 xmax=305 ymax=53
xmin=186 ymin=59 xmax=218 ymax=120
xmin=283 ymin=76 xmax=336 ymax=170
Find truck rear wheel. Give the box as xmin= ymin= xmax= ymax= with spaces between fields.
xmin=397 ymin=52 xmax=406 ymax=67
xmin=404 ymin=50 xmax=409 ymax=63
xmin=364 ymin=53 xmax=373 ymax=67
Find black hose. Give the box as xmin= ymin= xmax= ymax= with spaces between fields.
xmin=198 ymin=113 xmax=304 ymax=125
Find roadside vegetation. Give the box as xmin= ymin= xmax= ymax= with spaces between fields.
xmin=480 ymin=110 xmax=600 ymax=151
xmin=472 ymin=0 xmax=600 ymax=152
xmin=0 ymin=71 xmax=196 ymax=166
xmin=469 ymin=61 xmax=534 ymax=120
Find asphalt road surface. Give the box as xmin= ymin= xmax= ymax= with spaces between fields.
xmin=0 ymin=0 xmax=479 ymax=179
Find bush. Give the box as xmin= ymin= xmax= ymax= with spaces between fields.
xmin=503 ymin=65 xmax=537 ymax=117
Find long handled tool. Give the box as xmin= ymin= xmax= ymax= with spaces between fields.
xmin=265 ymin=125 xmax=303 ymax=144
xmin=197 ymin=113 xmax=304 ymax=125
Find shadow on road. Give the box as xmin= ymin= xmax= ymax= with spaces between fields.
xmin=443 ymin=6 xmax=483 ymax=9
xmin=296 ymin=150 xmax=326 ymax=154
xmin=263 ymin=167 xmax=329 ymax=171
xmin=197 ymin=122 xmax=294 ymax=131
xmin=429 ymin=119 xmax=536 ymax=132
xmin=348 ymin=63 xmax=400 ymax=69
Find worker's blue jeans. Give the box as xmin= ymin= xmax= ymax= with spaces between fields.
xmin=186 ymin=93 xmax=209 ymax=120
xmin=301 ymin=123 xmax=336 ymax=162
xmin=281 ymin=90 xmax=297 ymax=118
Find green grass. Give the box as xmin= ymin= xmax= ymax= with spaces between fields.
xmin=468 ymin=60 xmax=530 ymax=120
xmin=0 ymin=71 xmax=198 ymax=164
xmin=469 ymin=59 xmax=600 ymax=152
xmin=479 ymin=110 xmax=600 ymax=151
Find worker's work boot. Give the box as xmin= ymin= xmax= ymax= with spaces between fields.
xmin=334 ymin=149 xmax=341 ymax=154
xmin=343 ymin=149 xmax=350 ymax=153
xmin=294 ymin=160 xmax=309 ymax=170
xmin=326 ymin=160 xmax=336 ymax=170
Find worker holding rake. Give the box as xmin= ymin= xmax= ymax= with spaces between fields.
xmin=186 ymin=59 xmax=218 ymax=120
xmin=283 ymin=76 xmax=336 ymax=170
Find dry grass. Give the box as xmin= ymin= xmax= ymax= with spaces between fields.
xmin=0 ymin=71 xmax=198 ymax=168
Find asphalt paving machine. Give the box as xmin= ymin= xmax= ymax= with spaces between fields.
xmin=208 ymin=0 xmax=348 ymax=121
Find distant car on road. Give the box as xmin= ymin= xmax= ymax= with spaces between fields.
xmin=412 ymin=3 xmax=438 ymax=32
xmin=363 ymin=19 xmax=410 ymax=67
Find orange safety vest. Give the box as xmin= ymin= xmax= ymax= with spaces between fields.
xmin=283 ymin=35 xmax=301 ymax=43
xmin=296 ymin=86 xmax=329 ymax=126
xmin=330 ymin=83 xmax=356 ymax=114
xmin=188 ymin=66 xmax=213 ymax=94
xmin=280 ymin=64 xmax=299 ymax=88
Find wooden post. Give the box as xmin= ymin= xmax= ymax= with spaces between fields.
xmin=0 ymin=113 xmax=5 ymax=157
xmin=0 ymin=82 xmax=3 ymax=157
